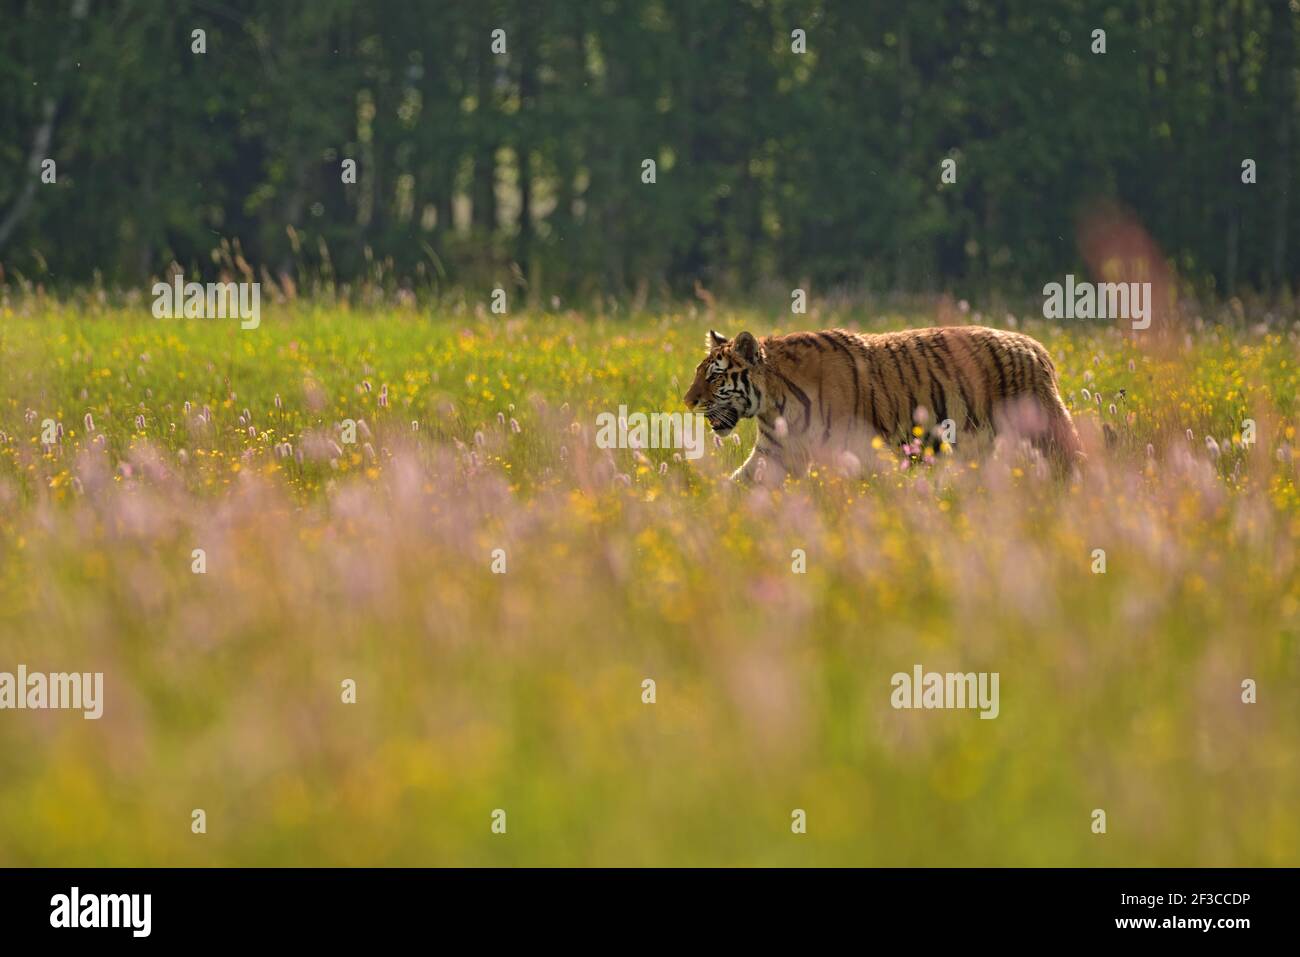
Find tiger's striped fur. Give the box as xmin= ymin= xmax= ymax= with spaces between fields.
xmin=683 ymin=326 xmax=1081 ymax=482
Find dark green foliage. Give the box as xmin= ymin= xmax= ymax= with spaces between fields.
xmin=0 ymin=0 xmax=1295 ymax=299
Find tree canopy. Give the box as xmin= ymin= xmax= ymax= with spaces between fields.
xmin=1 ymin=0 xmax=1296 ymax=300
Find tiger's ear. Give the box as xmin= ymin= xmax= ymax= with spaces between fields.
xmin=733 ymin=331 xmax=763 ymax=364
xmin=707 ymin=329 xmax=729 ymax=350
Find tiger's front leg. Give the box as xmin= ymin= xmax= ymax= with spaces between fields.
xmin=730 ymin=444 xmax=764 ymax=484
xmin=730 ymin=444 xmax=791 ymax=486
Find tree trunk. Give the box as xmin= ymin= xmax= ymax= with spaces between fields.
xmin=517 ymin=12 xmax=537 ymax=286
xmin=0 ymin=96 xmax=57 ymax=251
xmin=473 ymin=14 xmax=498 ymax=234
xmin=1270 ymin=1 xmax=1295 ymax=290
xmin=1220 ymin=0 xmax=1240 ymax=295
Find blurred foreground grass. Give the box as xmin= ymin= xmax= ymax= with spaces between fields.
xmin=0 ymin=296 xmax=1298 ymax=865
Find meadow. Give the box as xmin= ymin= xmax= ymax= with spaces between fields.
xmin=0 ymin=293 xmax=1298 ymax=866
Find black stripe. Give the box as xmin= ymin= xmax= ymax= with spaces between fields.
xmin=902 ymin=338 xmax=932 ymax=430
xmin=823 ymin=330 xmax=863 ymax=427
xmin=1005 ymin=346 xmax=1025 ymax=395
xmin=865 ymin=349 xmax=893 ymax=437
xmin=982 ymin=333 xmax=1010 ymax=407
xmin=927 ymin=373 xmax=945 ymax=429
xmin=913 ymin=337 xmax=950 ymax=426
xmin=932 ymin=333 xmax=979 ymax=430
xmin=884 ymin=342 xmax=912 ymax=434
xmin=900 ymin=339 xmax=927 ymax=405
xmin=955 ymin=332 xmax=996 ymax=427
xmin=771 ymin=368 xmax=813 ymax=435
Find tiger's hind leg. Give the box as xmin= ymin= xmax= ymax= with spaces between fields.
xmin=994 ymin=390 xmax=1082 ymax=478
xmin=1035 ymin=394 xmax=1084 ymax=478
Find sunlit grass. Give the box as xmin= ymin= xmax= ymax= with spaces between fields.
xmin=0 ymin=297 xmax=1298 ymax=865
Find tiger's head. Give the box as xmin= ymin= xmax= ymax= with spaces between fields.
xmin=683 ymin=330 xmax=766 ymax=436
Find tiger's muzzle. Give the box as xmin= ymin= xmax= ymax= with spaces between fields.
xmin=705 ymin=405 xmax=740 ymax=436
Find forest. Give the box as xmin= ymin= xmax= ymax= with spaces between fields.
xmin=1 ymin=1 xmax=1296 ymax=301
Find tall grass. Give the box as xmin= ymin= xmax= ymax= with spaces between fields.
xmin=0 ymin=297 xmax=1297 ymax=864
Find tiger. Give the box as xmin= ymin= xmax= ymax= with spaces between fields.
xmin=682 ymin=326 xmax=1082 ymax=482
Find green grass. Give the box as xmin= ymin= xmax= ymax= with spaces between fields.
xmin=0 ymin=297 xmax=1298 ymax=865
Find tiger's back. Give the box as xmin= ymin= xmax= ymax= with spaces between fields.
xmin=777 ymin=326 xmax=1070 ymax=441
